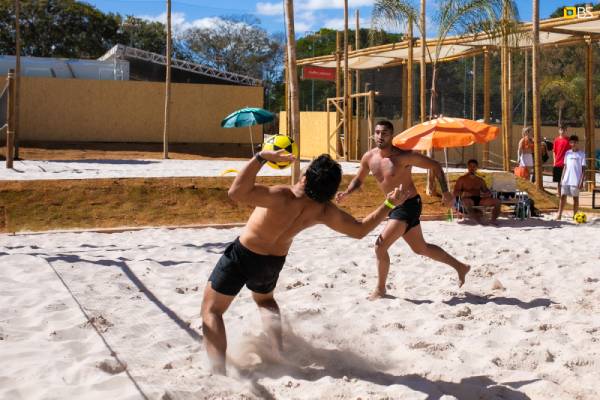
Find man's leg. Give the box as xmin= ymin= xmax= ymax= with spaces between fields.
xmin=371 ymin=219 xmax=408 ymax=300
xmin=201 ymin=283 xmax=236 ymax=375
xmin=573 ymin=196 xmax=579 ymax=215
xmin=557 ymin=195 xmax=567 ymax=220
xmin=461 ymin=197 xmax=482 ymax=223
xmin=403 ymin=225 xmax=470 ymax=287
xmin=252 ymin=291 xmax=283 ymax=359
xmin=479 ymin=197 xmax=501 ymax=222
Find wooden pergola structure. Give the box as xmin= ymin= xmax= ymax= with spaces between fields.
xmin=295 ymin=12 xmax=600 ymax=191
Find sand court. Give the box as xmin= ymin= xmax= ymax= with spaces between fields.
xmin=1 ymin=220 xmax=599 ymax=399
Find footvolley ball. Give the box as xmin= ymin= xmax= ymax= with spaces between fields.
xmin=574 ymin=212 xmax=587 ymax=224
xmin=262 ymin=135 xmax=298 ymax=169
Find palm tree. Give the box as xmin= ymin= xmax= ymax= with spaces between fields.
xmin=284 ymin=0 xmax=301 ymax=183
xmin=372 ymin=0 xmax=514 ymax=193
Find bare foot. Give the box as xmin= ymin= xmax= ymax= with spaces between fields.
xmin=456 ymin=264 xmax=470 ymax=288
xmin=368 ymin=288 xmax=386 ymax=301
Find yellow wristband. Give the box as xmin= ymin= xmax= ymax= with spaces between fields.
xmin=384 ymin=199 xmax=395 ymax=209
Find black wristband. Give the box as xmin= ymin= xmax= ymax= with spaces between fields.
xmin=255 ymin=152 xmax=267 ymax=166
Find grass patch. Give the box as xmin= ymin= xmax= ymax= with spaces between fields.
xmin=0 ymin=173 xmax=557 ymax=233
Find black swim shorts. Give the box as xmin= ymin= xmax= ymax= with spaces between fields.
xmin=388 ymin=194 xmax=422 ymax=233
xmin=208 ymin=237 xmax=286 ymax=296
xmin=552 ymin=166 xmax=564 ymax=183
xmin=467 ymin=195 xmax=481 ymax=206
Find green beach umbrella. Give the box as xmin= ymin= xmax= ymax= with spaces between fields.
xmin=221 ymin=107 xmax=275 ymax=155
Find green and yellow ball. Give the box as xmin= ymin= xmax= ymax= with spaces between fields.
xmin=574 ymin=212 xmax=587 ymax=224
xmin=261 ymin=134 xmax=298 ymax=169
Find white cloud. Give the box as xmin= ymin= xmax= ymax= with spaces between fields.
xmin=256 ymin=2 xmax=283 ymax=16
xmin=138 ymin=12 xmax=233 ymax=34
xmin=322 ymin=17 xmax=370 ymax=31
xmin=256 ymin=0 xmax=375 ymax=15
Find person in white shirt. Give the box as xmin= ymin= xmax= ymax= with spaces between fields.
xmin=557 ymin=135 xmax=586 ymax=220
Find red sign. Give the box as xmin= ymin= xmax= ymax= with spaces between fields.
xmin=302 ymin=66 xmax=336 ymax=81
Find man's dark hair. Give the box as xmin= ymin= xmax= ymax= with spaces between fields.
xmin=375 ymin=120 xmax=394 ymax=132
xmin=569 ymin=135 xmax=579 ymax=142
xmin=304 ymin=154 xmax=342 ymax=203
xmin=467 ymin=159 xmax=478 ymax=166
xmin=559 ymin=123 xmax=567 ymax=130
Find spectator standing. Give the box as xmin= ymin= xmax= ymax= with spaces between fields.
xmin=556 ymin=135 xmax=586 ymax=220
xmin=553 ymin=124 xmax=570 ymax=196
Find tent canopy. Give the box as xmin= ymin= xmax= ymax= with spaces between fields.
xmin=298 ymin=12 xmax=600 ymax=70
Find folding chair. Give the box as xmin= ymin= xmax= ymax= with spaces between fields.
xmin=490 ymin=173 xmax=530 ymax=219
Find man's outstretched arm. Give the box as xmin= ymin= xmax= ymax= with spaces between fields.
xmin=336 ymin=154 xmax=370 ymax=203
xmin=228 ymin=150 xmax=294 ymax=207
xmin=404 ymin=152 xmax=452 ymax=205
xmin=322 ymin=186 xmax=408 ymax=239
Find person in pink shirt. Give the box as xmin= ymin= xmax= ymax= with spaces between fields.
xmin=553 ymin=124 xmax=571 ymax=196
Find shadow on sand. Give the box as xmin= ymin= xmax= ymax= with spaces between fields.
xmin=442 ymin=291 xmax=556 ymax=309
xmin=234 ymin=330 xmax=535 ymax=400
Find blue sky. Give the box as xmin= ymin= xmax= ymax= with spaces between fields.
xmin=86 ymin=0 xmax=597 ymax=37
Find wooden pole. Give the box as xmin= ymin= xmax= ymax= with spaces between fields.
xmin=6 ymin=69 xmax=15 ymax=169
xmin=14 ymin=0 xmax=20 ymax=159
xmin=284 ymin=54 xmax=290 ymax=135
xmin=355 ymin=9 xmax=361 ymax=156
xmin=163 ymin=0 xmax=172 ymax=159
xmin=471 ymin=55 xmax=477 ymax=120
xmin=335 ymin=31 xmax=342 ymax=155
xmin=368 ymin=91 xmax=374 ymax=150
xmin=524 ymin=48 xmax=528 ymax=126
xmin=585 ymin=37 xmax=596 ymax=190
xmin=483 ymin=47 xmax=490 ymax=167
xmin=420 ymin=0 xmax=426 ymax=123
xmin=501 ymin=23 xmax=509 ymax=171
xmin=402 ymin=64 xmax=408 ymax=130
xmin=284 ymin=0 xmax=301 ymax=182
xmin=532 ymin=0 xmax=543 ymax=190
xmin=507 ymin=49 xmax=513 ymax=167
xmin=343 ymin=0 xmax=349 ymax=159
xmin=407 ymin=18 xmax=414 ymax=128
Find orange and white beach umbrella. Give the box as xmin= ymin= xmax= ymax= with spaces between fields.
xmin=392 ymin=117 xmax=499 ymax=151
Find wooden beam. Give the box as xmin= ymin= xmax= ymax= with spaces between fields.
xmin=343 ymin=0 xmax=349 ymax=159
xmin=407 ymin=18 xmax=414 ymax=128
xmin=355 ymin=9 xmax=361 ymax=157
xmin=483 ymin=48 xmax=490 ymax=168
xmin=532 ymin=0 xmax=543 ymax=190
xmin=284 ymin=0 xmax=301 ymax=182
xmin=585 ymin=37 xmax=596 ymax=190
xmin=14 ymin=0 xmax=20 ymax=159
xmin=5 ymin=69 xmax=15 ymax=169
xmin=163 ymin=0 xmax=172 ymax=159
xmin=420 ymin=0 xmax=426 ymax=123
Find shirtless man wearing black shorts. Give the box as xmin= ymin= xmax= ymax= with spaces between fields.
xmin=453 ymin=159 xmax=501 ymax=224
xmin=202 ymin=150 xmax=409 ymax=374
xmin=336 ymin=120 xmax=470 ymax=300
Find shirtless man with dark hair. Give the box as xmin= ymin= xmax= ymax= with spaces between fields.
xmin=201 ymin=150 xmax=409 ymax=374
xmin=337 ymin=120 xmax=470 ymax=300
xmin=453 ymin=159 xmax=501 ymax=224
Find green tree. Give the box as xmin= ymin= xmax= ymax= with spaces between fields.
xmin=180 ymin=15 xmax=282 ymax=79
xmin=116 ymin=15 xmax=166 ymax=55
xmin=0 ymin=0 xmax=120 ymax=58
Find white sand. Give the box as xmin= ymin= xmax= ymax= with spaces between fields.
xmin=1 ymin=219 xmax=599 ymax=399
xmin=0 ymin=159 xmax=480 ymax=181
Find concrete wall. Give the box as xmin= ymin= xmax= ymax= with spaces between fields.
xmin=2 ymin=76 xmax=263 ymax=143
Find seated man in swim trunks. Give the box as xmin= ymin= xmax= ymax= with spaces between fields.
xmin=336 ymin=120 xmax=470 ymax=300
xmin=201 ymin=150 xmax=409 ymax=374
xmin=453 ymin=159 xmax=501 ymax=224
